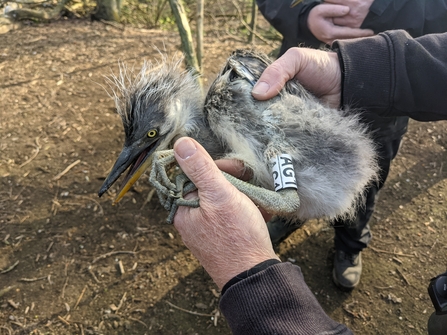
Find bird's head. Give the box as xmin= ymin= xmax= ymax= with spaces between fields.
xmin=98 ymin=56 xmax=203 ymax=203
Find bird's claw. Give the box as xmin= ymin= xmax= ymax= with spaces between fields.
xmin=149 ymin=149 xmax=199 ymax=223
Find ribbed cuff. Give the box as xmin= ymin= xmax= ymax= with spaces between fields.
xmin=221 ymin=259 xmax=280 ymax=296
xmin=332 ymin=33 xmax=394 ymax=115
xmin=220 ymin=262 xmax=352 ymax=335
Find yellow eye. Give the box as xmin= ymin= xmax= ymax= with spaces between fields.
xmin=147 ymin=129 xmax=157 ymax=138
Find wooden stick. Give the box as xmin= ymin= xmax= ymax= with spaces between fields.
xmin=58 ymin=315 xmax=70 ymax=326
xmin=73 ymin=285 xmax=87 ymax=310
xmin=0 ymin=260 xmax=19 ymax=274
xmin=396 ymin=268 xmax=411 ymax=286
xmin=165 ymin=301 xmax=213 ymax=317
xmin=61 ymin=277 xmax=69 ymax=298
xmin=0 ymin=326 xmax=12 ymax=335
xmin=115 ymin=292 xmax=127 ymax=313
xmin=53 ymin=159 xmax=81 ymax=181
xmin=19 ymin=276 xmax=47 ymax=282
xmin=128 ymin=317 xmax=148 ymax=328
xmin=20 ymin=147 xmax=39 ymax=168
xmin=369 ymin=246 xmax=414 ymax=258
xmin=92 ymin=251 xmax=136 ymax=264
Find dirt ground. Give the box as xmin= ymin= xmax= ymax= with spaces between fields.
xmin=0 ymin=19 xmax=446 ymax=335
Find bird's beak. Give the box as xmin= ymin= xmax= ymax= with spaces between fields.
xmin=290 ymin=0 xmax=303 ymax=7
xmin=98 ymin=139 xmax=160 ymax=203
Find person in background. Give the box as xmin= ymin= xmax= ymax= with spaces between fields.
xmin=256 ymin=0 xmax=447 ymax=290
xmin=171 ymin=30 xmax=447 ymax=334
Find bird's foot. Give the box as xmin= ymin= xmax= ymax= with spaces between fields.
xmin=149 ymin=150 xmax=199 ymax=224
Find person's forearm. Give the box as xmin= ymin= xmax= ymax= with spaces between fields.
xmin=361 ymin=0 xmax=447 ymax=37
xmin=334 ymin=30 xmax=447 ymax=122
xmin=220 ymin=262 xmax=353 ymax=335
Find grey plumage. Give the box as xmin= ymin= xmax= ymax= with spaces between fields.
xmin=99 ymin=50 xmax=378 ymax=222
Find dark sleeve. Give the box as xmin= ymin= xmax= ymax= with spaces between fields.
xmin=361 ymin=0 xmax=447 ymax=37
xmin=256 ymin=0 xmax=322 ymax=49
xmin=219 ymin=262 xmax=353 ymax=335
xmin=333 ymin=30 xmax=447 ymax=122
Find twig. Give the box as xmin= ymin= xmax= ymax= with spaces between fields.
xmin=11 ymin=187 xmax=26 ymax=201
xmin=53 ymin=159 xmax=81 ymax=181
xmin=19 ymin=137 xmax=41 ymax=168
xmin=0 ymin=326 xmax=12 ymax=335
xmin=229 ymin=0 xmax=276 ymax=47
xmin=118 ymin=260 xmax=125 ymax=275
xmin=1 ymin=260 xmax=19 ymax=274
xmin=87 ymin=266 xmax=100 ymax=283
xmin=165 ymin=301 xmax=213 ymax=317
xmin=58 ymin=315 xmax=70 ymax=326
xmin=9 ymin=321 xmax=23 ymax=328
xmin=19 ymin=148 xmax=40 ymax=169
xmin=374 ymin=285 xmax=393 ymax=290
xmin=0 ymin=286 xmax=14 ymax=298
xmin=128 ymin=317 xmax=148 ymax=328
xmin=19 ymin=276 xmax=47 ymax=282
xmin=7 ymin=299 xmax=19 ymax=309
xmin=392 ymin=257 xmax=403 ymax=264
xmin=396 ymin=268 xmax=411 ymax=286
xmin=369 ymin=246 xmax=414 ymax=258
xmin=92 ymin=251 xmax=136 ymax=264
xmin=61 ymin=277 xmax=69 ymax=298
xmin=73 ymin=285 xmax=87 ymax=310
xmin=47 ymin=241 xmax=54 ymax=253
xmin=140 ymin=188 xmax=156 ymax=210
xmin=115 ymin=292 xmax=127 ymax=313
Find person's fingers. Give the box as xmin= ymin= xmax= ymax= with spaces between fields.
xmin=215 ymin=159 xmax=252 ymax=181
xmin=315 ymin=3 xmax=350 ymax=18
xmin=332 ymin=16 xmax=362 ymax=28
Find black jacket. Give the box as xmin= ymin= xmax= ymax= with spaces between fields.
xmin=256 ymin=0 xmax=447 ymax=139
xmin=257 ymin=0 xmax=447 ymax=53
xmin=335 ymin=30 xmax=447 ymax=122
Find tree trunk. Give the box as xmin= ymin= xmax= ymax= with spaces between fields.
xmin=93 ymin=0 xmax=123 ymax=21
xmin=168 ymin=0 xmax=201 ymax=86
xmin=248 ymin=0 xmax=257 ymax=44
xmin=196 ymin=0 xmax=204 ymax=71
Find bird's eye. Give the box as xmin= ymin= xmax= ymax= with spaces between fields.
xmin=147 ymin=129 xmax=157 ymax=138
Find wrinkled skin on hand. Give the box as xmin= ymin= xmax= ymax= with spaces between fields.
xmin=252 ymin=47 xmax=342 ymax=108
xmin=172 ymin=137 xmax=279 ymax=290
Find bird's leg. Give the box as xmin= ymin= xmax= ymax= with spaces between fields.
xmin=149 ymin=149 xmax=199 ymax=224
xmin=222 ymin=172 xmax=301 ymax=216
xmin=151 ymin=150 xmax=301 ymax=222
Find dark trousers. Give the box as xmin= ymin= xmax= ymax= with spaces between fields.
xmin=332 ymin=135 xmax=404 ymax=254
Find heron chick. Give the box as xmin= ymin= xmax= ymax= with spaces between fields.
xmin=98 ymin=50 xmax=378 ymax=224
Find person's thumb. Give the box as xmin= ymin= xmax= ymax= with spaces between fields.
xmin=173 ymin=137 xmax=226 ymax=199
xmin=252 ymin=61 xmax=293 ymax=100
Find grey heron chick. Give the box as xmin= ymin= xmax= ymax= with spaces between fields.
xmin=98 ymin=50 xmax=378 ymax=223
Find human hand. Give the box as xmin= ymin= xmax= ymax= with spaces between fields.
xmin=325 ymin=0 xmax=374 ymax=28
xmin=308 ymin=3 xmax=374 ymax=44
xmin=252 ymin=47 xmax=341 ymax=108
xmin=172 ymin=137 xmax=279 ymax=290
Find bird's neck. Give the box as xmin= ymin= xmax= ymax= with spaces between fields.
xmin=168 ymin=99 xmax=225 ymax=159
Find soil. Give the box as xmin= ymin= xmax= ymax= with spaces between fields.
xmin=0 ymin=19 xmax=446 ymax=335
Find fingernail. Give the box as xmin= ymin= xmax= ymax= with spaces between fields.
xmin=175 ymin=137 xmax=197 ymax=160
xmin=252 ymin=81 xmax=270 ymax=95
